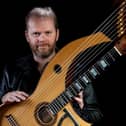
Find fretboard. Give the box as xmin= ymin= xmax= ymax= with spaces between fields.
xmin=47 ymin=47 xmax=121 ymax=115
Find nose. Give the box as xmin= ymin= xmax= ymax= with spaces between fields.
xmin=38 ymin=34 xmax=46 ymax=41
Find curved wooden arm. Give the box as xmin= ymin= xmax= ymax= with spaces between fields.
xmin=115 ymin=34 xmax=126 ymax=55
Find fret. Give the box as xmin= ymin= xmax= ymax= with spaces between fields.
xmin=107 ymin=50 xmax=117 ymax=62
xmin=73 ymin=80 xmax=83 ymax=92
xmin=110 ymin=47 xmax=121 ymax=59
xmin=103 ymin=53 xmax=113 ymax=65
xmin=48 ymin=105 xmax=55 ymax=115
xmin=50 ymin=102 xmax=59 ymax=114
xmin=62 ymin=92 xmax=69 ymax=103
xmin=104 ymin=47 xmax=120 ymax=64
xmin=80 ymin=72 xmax=91 ymax=86
xmin=48 ymin=92 xmax=69 ymax=115
xmin=58 ymin=95 xmax=66 ymax=106
xmin=48 ymin=104 xmax=55 ymax=115
xmin=65 ymin=89 xmax=74 ymax=100
xmin=69 ymin=85 xmax=78 ymax=96
xmin=59 ymin=94 xmax=68 ymax=105
xmin=54 ymin=98 xmax=62 ymax=111
xmin=97 ymin=58 xmax=109 ymax=70
xmin=88 ymin=65 xmax=100 ymax=79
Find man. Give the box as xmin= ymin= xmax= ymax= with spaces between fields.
xmin=0 ymin=7 xmax=103 ymax=124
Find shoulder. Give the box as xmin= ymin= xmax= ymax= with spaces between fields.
xmin=4 ymin=54 xmax=36 ymax=72
xmin=15 ymin=54 xmax=35 ymax=67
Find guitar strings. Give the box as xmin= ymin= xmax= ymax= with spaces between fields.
xmin=49 ymin=0 xmax=125 ymax=87
xmin=67 ymin=14 xmax=126 ymax=81
xmin=12 ymin=1 xmax=125 ymax=124
xmin=33 ymin=0 xmax=126 ymax=115
xmin=19 ymin=0 xmax=126 ymax=117
xmin=22 ymin=1 xmax=125 ymax=124
xmin=42 ymin=0 xmax=125 ymax=98
xmin=17 ymin=0 xmax=125 ymax=118
xmin=65 ymin=1 xmax=126 ymax=81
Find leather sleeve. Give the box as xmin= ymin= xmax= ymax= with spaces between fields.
xmin=0 ymin=65 xmax=10 ymax=103
xmin=0 ymin=57 xmax=40 ymax=104
xmin=72 ymin=82 xmax=103 ymax=123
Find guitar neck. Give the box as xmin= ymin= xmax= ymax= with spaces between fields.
xmin=48 ymin=46 xmax=121 ymax=115
xmin=116 ymin=0 xmax=126 ymax=38
xmin=47 ymin=0 xmax=126 ymax=116
xmin=98 ymin=0 xmax=125 ymax=42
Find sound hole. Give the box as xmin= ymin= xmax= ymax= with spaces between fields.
xmin=34 ymin=102 xmax=57 ymax=126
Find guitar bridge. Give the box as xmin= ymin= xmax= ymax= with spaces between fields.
xmin=6 ymin=114 xmax=19 ymax=126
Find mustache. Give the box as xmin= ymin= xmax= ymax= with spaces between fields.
xmin=37 ymin=43 xmax=49 ymax=46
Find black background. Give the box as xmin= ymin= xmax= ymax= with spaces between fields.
xmin=0 ymin=0 xmax=126 ymax=126
xmin=0 ymin=0 xmax=114 ymax=64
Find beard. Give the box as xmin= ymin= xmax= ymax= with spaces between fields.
xmin=31 ymin=44 xmax=55 ymax=58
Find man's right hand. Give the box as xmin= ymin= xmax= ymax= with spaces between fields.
xmin=1 ymin=91 xmax=29 ymax=104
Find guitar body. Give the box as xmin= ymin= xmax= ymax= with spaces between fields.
xmin=0 ymin=32 xmax=110 ymax=126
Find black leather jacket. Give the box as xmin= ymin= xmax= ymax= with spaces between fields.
xmin=0 ymin=54 xmax=103 ymax=124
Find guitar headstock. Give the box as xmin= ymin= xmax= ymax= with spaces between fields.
xmin=116 ymin=0 xmax=126 ymax=38
xmin=114 ymin=0 xmax=126 ymax=55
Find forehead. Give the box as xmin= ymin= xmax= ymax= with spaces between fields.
xmin=27 ymin=17 xmax=55 ymax=31
xmin=28 ymin=16 xmax=54 ymax=25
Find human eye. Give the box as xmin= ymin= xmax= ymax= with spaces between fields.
xmin=45 ymin=31 xmax=52 ymax=36
xmin=32 ymin=32 xmax=40 ymax=37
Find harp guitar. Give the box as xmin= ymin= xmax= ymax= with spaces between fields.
xmin=0 ymin=1 xmax=126 ymax=126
